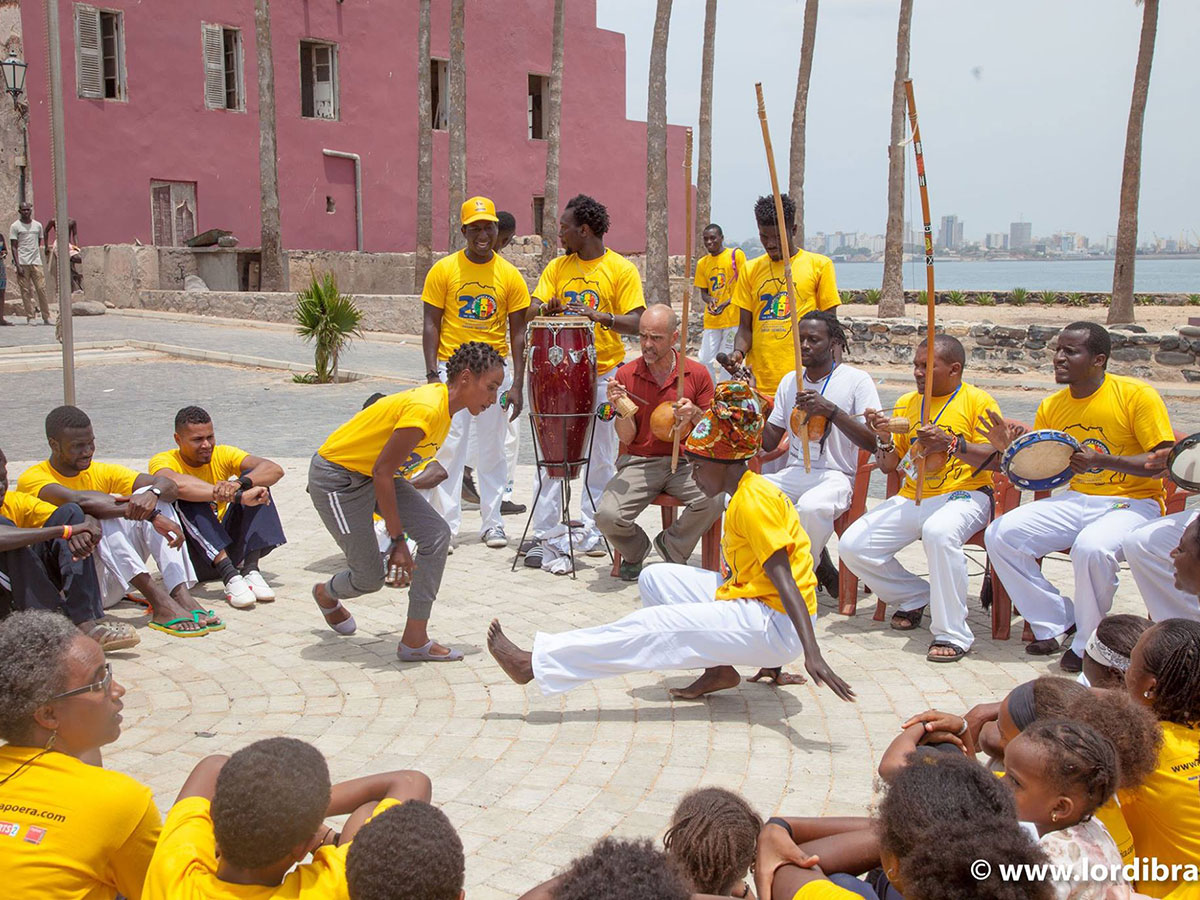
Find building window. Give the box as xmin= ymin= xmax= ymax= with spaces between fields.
xmin=532 ymin=196 xmax=545 ymax=237
xmin=528 ymin=74 xmax=549 ymax=140
xmin=430 ymin=58 xmax=448 ymax=130
xmin=150 ymin=181 xmax=197 ymax=247
xmin=300 ymin=40 xmax=338 ymax=120
xmin=75 ymin=5 xmax=125 ymax=100
xmin=203 ymin=24 xmax=243 ymax=110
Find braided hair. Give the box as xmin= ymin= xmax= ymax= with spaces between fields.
xmin=662 ymin=788 xmax=761 ymax=895
xmin=1022 ymin=719 xmax=1120 ymax=820
xmin=800 ymin=309 xmax=848 ymax=355
xmin=564 ymin=194 xmax=610 ymax=237
xmin=445 ymin=341 xmax=503 ymax=382
xmin=1141 ymin=619 xmax=1200 ymax=727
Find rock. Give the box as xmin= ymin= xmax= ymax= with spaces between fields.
xmin=1179 ymin=325 xmax=1200 ymax=338
xmin=1129 ymin=334 xmax=1160 ymax=345
xmin=975 ymin=336 xmax=996 ymax=348
xmin=1190 ymin=340 xmax=1200 ymax=356
xmin=1159 ymin=337 xmax=1181 ymax=351
xmin=71 ymin=299 xmax=106 ymax=316
xmin=997 ymin=365 xmax=1026 ymax=374
xmin=1110 ymin=323 xmax=1147 ymax=333
xmin=993 ymin=326 xmax=1026 ymax=340
xmin=1183 ymin=370 xmax=1200 ymax=383
xmin=1109 ymin=347 xmax=1152 ymax=362
xmin=1028 ymin=325 xmax=1060 ymax=341
xmin=1131 ymin=366 xmax=1155 ymax=380
xmin=1023 ymin=341 xmax=1046 ymax=351
xmin=943 ymin=323 xmax=970 ymax=336
xmin=1005 ymin=349 xmax=1024 ymax=360
xmin=103 ymin=301 xmax=115 ymax=308
xmin=1155 ymin=350 xmax=1195 ymax=366
xmin=868 ymin=322 xmax=889 ymax=334
xmin=216 ymin=235 xmax=240 ymax=248
xmin=968 ymin=324 xmax=993 ymax=338
xmin=889 ymin=323 xmax=916 ymax=336
xmin=184 ymin=274 xmax=210 ymax=292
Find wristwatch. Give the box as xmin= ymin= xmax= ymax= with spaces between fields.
xmin=149 ymin=487 xmax=162 ymax=497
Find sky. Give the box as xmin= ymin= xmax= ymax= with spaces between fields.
xmin=595 ymin=0 xmax=1200 ymax=246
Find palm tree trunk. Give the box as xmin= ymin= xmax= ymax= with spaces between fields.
xmin=254 ymin=0 xmax=285 ymax=291
xmin=447 ymin=0 xmax=467 ymax=251
xmin=1108 ymin=0 xmax=1159 ymax=326
xmin=415 ymin=0 xmax=433 ymax=287
xmin=541 ymin=0 xmax=565 ymax=269
xmin=695 ymin=0 xmax=717 ymax=252
xmin=645 ymin=0 xmax=672 ymax=305
xmin=879 ymin=0 xmax=913 ymax=319
xmin=788 ymin=0 xmax=819 ymax=251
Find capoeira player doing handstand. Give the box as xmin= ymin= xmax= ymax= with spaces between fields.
xmin=487 ymin=381 xmax=855 ymax=702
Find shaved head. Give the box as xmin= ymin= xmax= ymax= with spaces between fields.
xmin=641 ymin=303 xmax=678 ymax=334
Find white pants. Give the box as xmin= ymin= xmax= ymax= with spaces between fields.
xmin=432 ymin=361 xmax=513 ymax=536
xmin=530 ymin=564 xmax=805 ymax=696
xmin=986 ymin=490 xmax=1159 ymax=654
xmin=467 ymin=409 xmax=521 ymax=500
xmin=531 ymin=371 xmax=617 ymax=550
xmin=765 ymin=466 xmax=852 ymax=561
xmin=839 ymin=491 xmax=990 ymax=650
xmin=699 ymin=326 xmax=738 ymax=383
xmin=1123 ymin=510 xmax=1199 ymax=622
xmin=95 ymin=495 xmax=197 ymax=607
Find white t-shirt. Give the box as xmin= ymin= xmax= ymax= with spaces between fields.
xmin=769 ymin=363 xmax=881 ymax=475
xmin=9 ymin=219 xmax=43 ymax=266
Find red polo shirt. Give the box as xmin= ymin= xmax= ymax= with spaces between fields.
xmin=614 ymin=353 xmax=714 ymax=457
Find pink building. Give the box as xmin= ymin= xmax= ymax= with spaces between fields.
xmin=19 ymin=0 xmax=691 ymax=254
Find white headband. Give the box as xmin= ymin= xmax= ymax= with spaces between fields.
xmin=1085 ymin=631 xmax=1131 ymax=672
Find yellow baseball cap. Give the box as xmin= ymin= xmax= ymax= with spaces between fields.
xmin=461 ymin=196 xmax=499 ymax=225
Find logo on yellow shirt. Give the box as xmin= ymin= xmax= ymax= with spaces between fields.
xmin=757 ymin=290 xmax=791 ymax=321
xmin=0 ymin=821 xmax=18 ymax=837
xmin=562 ymin=277 xmax=601 ymax=310
xmin=456 ymin=284 xmax=498 ymax=321
xmin=24 ymin=825 xmax=46 ymax=844
xmin=708 ymin=272 xmax=727 ymax=292
xmin=401 ymin=451 xmax=431 ymax=476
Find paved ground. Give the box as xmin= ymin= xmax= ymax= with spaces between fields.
xmin=1 ymin=313 xmax=1195 ymax=897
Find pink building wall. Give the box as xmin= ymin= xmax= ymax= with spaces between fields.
xmin=20 ymin=0 xmax=691 ymax=255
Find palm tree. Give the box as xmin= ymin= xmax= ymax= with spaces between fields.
xmin=695 ymin=0 xmax=717 ymax=251
xmin=541 ymin=0 xmax=565 ymax=269
xmin=415 ymin=0 xmax=433 ymax=287
xmin=644 ymin=0 xmax=672 ymax=305
xmin=254 ymin=0 xmax=285 ymax=290
xmin=447 ymin=0 xmax=466 ymax=250
xmin=1108 ymin=0 xmax=1159 ymax=325
xmin=788 ymin=0 xmax=819 ymax=251
xmin=878 ymin=0 xmax=913 ymax=319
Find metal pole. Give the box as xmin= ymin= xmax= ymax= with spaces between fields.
xmin=44 ymin=0 xmax=75 ymax=404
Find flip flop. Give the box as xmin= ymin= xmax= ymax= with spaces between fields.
xmin=123 ymin=594 xmax=153 ymax=613
xmin=148 ymin=616 xmax=209 ymax=638
xmin=396 ymin=639 xmax=463 ymax=662
xmin=927 ymin=641 xmax=968 ymax=663
xmin=192 ymin=609 xmax=224 ymax=632
xmin=313 ymin=586 xmax=356 ymax=635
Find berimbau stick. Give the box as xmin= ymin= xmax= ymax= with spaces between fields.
xmin=755 ymin=83 xmax=809 ymax=473
xmin=905 ymin=79 xmax=936 ymax=505
xmin=671 ymin=128 xmax=694 ymax=473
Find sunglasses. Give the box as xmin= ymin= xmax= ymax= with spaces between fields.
xmin=48 ymin=663 xmax=113 ymax=701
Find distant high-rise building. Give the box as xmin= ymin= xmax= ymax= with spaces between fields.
xmin=985 ymin=232 xmax=1008 ymax=250
xmin=1010 ymin=221 xmax=1033 ymax=251
xmin=938 ymin=215 xmax=963 ymax=251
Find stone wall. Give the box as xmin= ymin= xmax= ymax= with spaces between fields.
xmin=837 ymin=289 xmax=1199 ymax=307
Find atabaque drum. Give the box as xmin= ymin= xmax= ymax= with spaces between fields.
xmin=1166 ymin=432 xmax=1200 ymax=491
xmin=527 ymin=316 xmax=597 ymax=478
xmin=1001 ymin=429 xmax=1081 ymax=491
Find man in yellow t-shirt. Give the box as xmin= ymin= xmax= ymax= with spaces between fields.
xmin=489 ymin=382 xmax=854 ymax=702
xmin=694 ymin=223 xmax=747 ymax=384
xmin=987 ymin=322 xmax=1176 ymax=672
xmin=728 ymin=193 xmax=840 ymax=399
xmin=522 ymin=194 xmax=647 ymax=567
xmin=840 ymin=336 xmax=1003 ymax=663
xmin=422 ymin=196 xmax=531 ymax=551
xmin=149 ymin=406 xmax=287 ymax=610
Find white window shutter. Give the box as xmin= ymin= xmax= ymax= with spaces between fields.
xmin=202 ymin=24 xmax=225 ymax=109
xmin=75 ymin=5 xmax=103 ymax=99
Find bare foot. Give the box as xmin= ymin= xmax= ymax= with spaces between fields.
xmin=487 ymin=619 xmax=534 ymax=684
xmin=312 ymin=582 xmax=353 ymax=628
xmin=669 ymin=665 xmax=741 ymax=699
xmin=748 ymin=666 xmax=808 ymax=686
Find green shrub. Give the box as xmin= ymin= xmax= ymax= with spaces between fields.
xmin=1065 ymin=291 xmax=1087 ymax=307
xmin=294 ymin=270 xmax=363 ymax=383
xmin=976 ymin=293 xmax=996 ymax=306
xmin=1187 ymin=294 xmax=1200 ymax=306
xmin=1010 ymin=287 xmax=1028 ymax=306
xmin=916 ymin=290 xmax=928 ymax=306
xmin=946 ymin=290 xmax=966 ymax=306
xmin=863 ymin=288 xmax=882 ymax=305
xmin=839 ymin=290 xmax=853 ymax=305
xmin=1039 ymin=289 xmax=1059 ymax=305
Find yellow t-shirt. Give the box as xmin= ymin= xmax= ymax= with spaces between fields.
xmin=0 ymin=744 xmax=161 ymax=900
xmin=1095 ymin=795 xmax=1136 ymax=868
xmin=1 ymin=489 xmax=58 ymax=528
xmin=731 ymin=249 xmax=841 ymax=395
xmin=148 ymin=446 xmax=250 ymax=518
xmin=532 ymin=249 xmax=646 ymax=375
xmin=1034 ymin=374 xmax=1174 ymax=508
xmin=716 ymin=470 xmax=817 ymax=616
xmin=317 ymin=383 xmax=450 ymax=479
xmin=892 ymin=383 xmax=1000 ymax=500
xmin=141 ymin=795 xmax=402 ymax=900
xmin=17 ymin=460 xmax=140 ymax=499
xmin=694 ymin=247 xmax=746 ymax=329
xmin=791 ymin=881 xmax=861 ymax=900
xmin=1165 ymin=882 xmax=1200 ymax=900
xmin=421 ymin=249 xmax=530 ymax=360
xmin=1118 ymin=720 xmax=1200 ymax=898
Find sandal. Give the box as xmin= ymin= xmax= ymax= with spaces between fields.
xmin=192 ymin=609 xmax=224 ymax=632
xmin=82 ymin=619 xmax=141 ymax=652
xmin=927 ymin=640 xmax=968 ymax=663
xmin=148 ymin=616 xmax=209 ymax=638
xmin=396 ymin=639 xmax=463 ymax=662
xmin=313 ymin=586 xmax=356 ymax=635
xmin=890 ymin=606 xmax=926 ymax=631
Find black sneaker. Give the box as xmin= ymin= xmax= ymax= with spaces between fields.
xmin=461 ymin=470 xmax=481 ymax=506
xmin=524 ymin=544 xmax=544 ymax=568
xmin=1059 ymin=649 xmax=1083 ymax=673
xmin=501 ymin=500 xmax=527 ymax=516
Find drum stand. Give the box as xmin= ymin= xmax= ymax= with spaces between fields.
xmin=511 ymin=412 xmax=612 ymax=579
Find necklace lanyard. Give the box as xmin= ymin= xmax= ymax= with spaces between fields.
xmin=920 ymin=384 xmax=961 ymax=428
xmin=807 ymin=362 xmax=837 ymax=397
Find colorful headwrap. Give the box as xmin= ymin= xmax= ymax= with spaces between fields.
xmin=1085 ymin=631 xmax=1131 ymax=673
xmin=684 ymin=381 xmax=764 ymax=461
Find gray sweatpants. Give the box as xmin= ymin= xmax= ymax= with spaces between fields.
xmin=307 ymin=453 xmax=450 ymax=620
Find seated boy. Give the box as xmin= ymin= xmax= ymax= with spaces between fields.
xmin=346 ymin=801 xmax=465 ymax=900
xmin=141 ymin=737 xmax=432 ymax=899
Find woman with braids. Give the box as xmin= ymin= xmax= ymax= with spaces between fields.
xmin=309 ymin=341 xmax=505 ymax=661
xmin=1081 ymin=614 xmax=1152 ymax=690
xmin=1121 ymin=619 xmax=1200 ymax=897
xmin=663 ymin=787 xmax=762 ymax=897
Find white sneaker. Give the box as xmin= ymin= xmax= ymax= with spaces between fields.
xmin=482 ymin=526 xmax=509 ymax=549
xmin=224 ymin=574 xmax=257 ymax=608
xmin=242 ymin=569 xmax=275 ymax=602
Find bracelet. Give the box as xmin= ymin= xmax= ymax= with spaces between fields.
xmin=426 ymin=369 xmax=439 ymax=380
xmin=61 ymin=524 xmax=72 ymax=539
xmin=609 ymin=313 xmax=616 ymax=328
xmin=877 ymin=439 xmax=895 ymax=454
xmin=766 ymin=817 xmax=794 ymax=840
xmin=237 ymin=475 xmax=253 ymax=491
xmin=957 ymin=717 xmax=969 ymax=737
xmin=233 ymin=489 xmax=244 ymax=504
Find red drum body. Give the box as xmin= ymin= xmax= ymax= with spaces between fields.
xmin=528 ymin=316 xmax=597 ymax=478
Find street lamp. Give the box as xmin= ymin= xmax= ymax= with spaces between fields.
xmin=1 ymin=53 xmax=29 ymax=206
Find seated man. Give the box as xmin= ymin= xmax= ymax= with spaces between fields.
xmin=986 ymin=322 xmax=1175 ymax=672
xmin=149 ymin=406 xmax=287 ymax=608
xmin=761 ymin=310 xmax=881 ymax=595
xmin=0 ymin=446 xmax=138 ymax=650
xmin=488 ymin=382 xmax=854 ymax=703
xmin=596 ymin=303 xmax=722 ymax=580
xmin=839 ymin=335 xmax=1002 ymax=663
xmin=17 ymin=405 xmax=217 ymax=636
xmin=1123 ymin=509 xmax=1200 ymax=623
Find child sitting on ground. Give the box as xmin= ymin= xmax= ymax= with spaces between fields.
xmin=1081 ymin=615 xmax=1152 ymax=690
xmin=346 ymin=800 xmax=465 ymax=900
xmin=518 ymin=837 xmax=692 ymax=900
xmin=663 ymin=787 xmax=762 ymax=897
xmin=141 ymin=737 xmax=432 ymax=898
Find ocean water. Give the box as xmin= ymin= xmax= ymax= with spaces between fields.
xmin=832 ymin=258 xmax=1200 ymax=293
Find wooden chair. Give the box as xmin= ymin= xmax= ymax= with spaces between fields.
xmin=749 ymin=432 xmax=789 ymax=475
xmin=609 ymin=493 xmax=723 ymax=576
